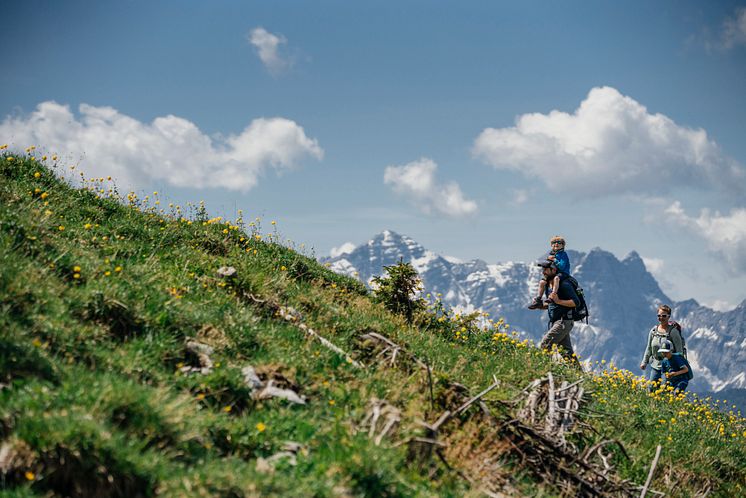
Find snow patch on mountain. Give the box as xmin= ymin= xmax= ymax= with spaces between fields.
xmin=330 ymin=259 xmax=357 ymax=277
xmin=485 ymin=263 xmax=516 ymax=287
xmin=688 ymin=351 xmax=728 ymax=391
xmin=692 ymin=327 xmax=720 ymax=342
xmin=411 ymin=251 xmax=439 ymax=274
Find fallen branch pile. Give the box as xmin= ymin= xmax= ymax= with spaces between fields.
xmin=516 ymin=373 xmax=584 ymax=449
xmin=353 ymin=330 xmax=662 ymax=497
xmin=358 ymin=399 xmax=402 ymax=446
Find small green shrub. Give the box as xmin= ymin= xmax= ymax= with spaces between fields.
xmin=371 ymin=260 xmax=426 ymax=323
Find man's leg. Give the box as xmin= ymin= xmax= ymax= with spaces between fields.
xmin=556 ymin=321 xmax=581 ymax=367
xmin=540 ymin=319 xmax=572 ymax=352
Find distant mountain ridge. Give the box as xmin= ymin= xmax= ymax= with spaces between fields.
xmin=322 ymin=230 xmax=746 ymax=393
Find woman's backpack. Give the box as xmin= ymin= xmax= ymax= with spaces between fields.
xmin=650 ymin=322 xmax=687 ymax=358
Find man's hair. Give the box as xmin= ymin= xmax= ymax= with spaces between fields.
xmin=658 ymin=304 xmax=672 ymax=315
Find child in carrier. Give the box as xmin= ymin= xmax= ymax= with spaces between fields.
xmin=528 ymin=235 xmax=570 ymax=309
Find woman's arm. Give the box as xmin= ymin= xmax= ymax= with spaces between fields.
xmin=640 ymin=330 xmax=652 ymax=368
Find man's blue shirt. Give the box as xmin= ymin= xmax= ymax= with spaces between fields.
xmin=547 ymin=277 xmax=580 ymax=323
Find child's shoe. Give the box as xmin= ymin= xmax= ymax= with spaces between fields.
xmin=527 ymin=296 xmax=543 ymax=309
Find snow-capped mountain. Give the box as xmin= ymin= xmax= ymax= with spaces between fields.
xmin=322 ymin=230 xmax=746 ymax=393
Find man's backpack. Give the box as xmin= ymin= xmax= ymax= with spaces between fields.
xmin=562 ymin=275 xmax=589 ymax=323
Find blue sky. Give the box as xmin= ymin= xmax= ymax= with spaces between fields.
xmin=3 ymin=0 xmax=746 ymax=310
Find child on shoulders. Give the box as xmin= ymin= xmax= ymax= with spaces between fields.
xmin=528 ymin=235 xmax=570 ymax=309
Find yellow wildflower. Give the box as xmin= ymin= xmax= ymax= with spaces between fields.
xmin=256 ymin=422 xmax=266 ymax=432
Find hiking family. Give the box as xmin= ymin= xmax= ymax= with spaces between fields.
xmin=526 ymin=236 xmax=693 ymax=391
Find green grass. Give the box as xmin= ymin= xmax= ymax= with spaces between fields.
xmin=1 ymin=150 xmax=744 ymax=497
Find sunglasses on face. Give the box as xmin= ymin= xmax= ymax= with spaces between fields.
xmin=657 ymin=314 xmax=669 ymax=318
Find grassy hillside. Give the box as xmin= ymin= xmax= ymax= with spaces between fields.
xmin=1 ymin=149 xmax=744 ymax=497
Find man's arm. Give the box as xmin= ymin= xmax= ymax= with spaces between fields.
xmin=551 ymin=297 xmax=576 ymax=307
xmin=549 ymin=279 xmax=578 ymax=307
xmin=557 ymin=280 xmax=578 ymax=307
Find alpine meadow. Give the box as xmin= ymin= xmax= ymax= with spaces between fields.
xmin=1 ymin=149 xmax=745 ymax=497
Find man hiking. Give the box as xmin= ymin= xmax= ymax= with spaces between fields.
xmin=532 ymin=260 xmax=581 ymax=368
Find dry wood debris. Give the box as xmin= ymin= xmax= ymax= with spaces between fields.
xmin=358 ymin=399 xmax=402 ymax=446
xmin=516 ymin=372 xmax=584 ymax=449
xmin=352 ymin=329 xmax=662 ymax=497
xmin=179 ymin=340 xmax=215 ymax=375
xmin=216 ymin=266 xmax=237 ymax=278
xmin=241 ymin=365 xmax=306 ymax=405
xmin=255 ymin=441 xmax=307 ymax=473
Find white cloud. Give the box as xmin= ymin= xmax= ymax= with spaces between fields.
xmin=511 ymin=188 xmax=530 ymax=206
xmin=0 ymin=101 xmax=323 ymax=191
xmin=472 ymin=86 xmax=746 ymax=199
xmin=722 ymin=7 xmax=746 ymax=50
xmin=665 ymin=201 xmax=746 ymax=274
xmin=330 ymin=242 xmax=356 ymax=258
xmin=383 ymin=158 xmax=478 ymax=217
xmin=702 ymin=299 xmax=737 ymax=312
xmin=248 ymin=27 xmax=293 ymax=75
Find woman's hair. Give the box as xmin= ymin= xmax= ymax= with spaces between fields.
xmin=657 ymin=304 xmax=672 ymax=316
